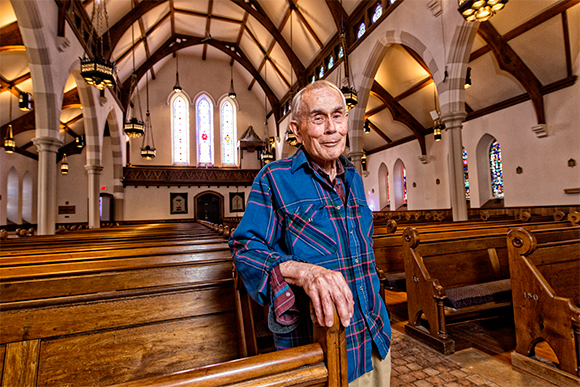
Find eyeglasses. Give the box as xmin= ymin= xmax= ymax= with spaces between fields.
xmin=308 ymin=111 xmax=346 ymax=126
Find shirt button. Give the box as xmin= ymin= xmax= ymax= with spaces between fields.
xmin=360 ymin=286 xmax=363 ymax=291
xmin=335 ymin=206 xmax=341 ymax=210
xmin=355 ymin=259 xmax=359 ymax=263
xmin=308 ymin=218 xmax=312 ymax=222
xmin=350 ymin=230 xmax=353 ymax=234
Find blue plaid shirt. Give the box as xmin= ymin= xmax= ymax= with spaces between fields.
xmin=229 ymin=147 xmax=391 ymax=382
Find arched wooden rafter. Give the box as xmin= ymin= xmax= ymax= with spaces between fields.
xmin=120 ymin=36 xmax=280 ymax=124
xmin=370 ymin=81 xmax=427 ymax=156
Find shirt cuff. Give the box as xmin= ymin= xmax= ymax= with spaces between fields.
xmin=269 ymin=264 xmax=301 ymax=332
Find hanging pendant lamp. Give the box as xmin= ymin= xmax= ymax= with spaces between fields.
xmin=173 ymin=51 xmax=182 ymax=93
xmin=228 ymin=64 xmax=236 ymax=99
xmin=4 ymin=91 xmax=15 ymax=153
xmin=123 ymin=0 xmax=144 ymax=138
xmin=141 ymin=72 xmax=156 ymax=160
xmin=61 ymin=153 xmax=69 ymax=175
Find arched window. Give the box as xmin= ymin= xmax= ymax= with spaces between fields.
xmin=338 ymin=46 xmax=344 ymax=59
xmin=372 ymin=3 xmax=383 ymax=23
xmin=319 ymin=65 xmax=324 ymax=79
xmin=311 ymin=75 xmax=316 ymax=84
xmin=357 ymin=22 xmax=366 ymax=39
xmin=196 ymin=95 xmax=214 ymax=166
xmin=328 ymin=55 xmax=334 ymax=69
xmin=171 ymin=94 xmax=190 ymax=165
xmin=463 ymin=148 xmax=470 ymax=199
xmin=489 ymin=140 xmax=504 ymax=197
xmin=403 ymin=165 xmax=407 ymax=204
xmin=220 ymin=98 xmax=237 ymax=166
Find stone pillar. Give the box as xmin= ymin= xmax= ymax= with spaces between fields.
xmin=32 ymin=137 xmax=62 ymax=235
xmin=441 ymin=111 xmax=468 ymax=221
xmin=85 ymin=165 xmax=103 ymax=229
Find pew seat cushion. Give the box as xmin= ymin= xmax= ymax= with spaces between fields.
xmin=444 ymin=279 xmax=511 ymax=309
xmin=383 ymin=272 xmax=406 ymax=291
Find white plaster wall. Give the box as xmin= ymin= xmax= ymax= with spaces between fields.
xmin=127 ymin=55 xmax=266 ymax=167
xmin=0 ymin=149 xmax=38 ymax=226
xmin=124 ymin=185 xmax=252 ymax=222
xmin=56 ymin=150 xmax=88 ymax=224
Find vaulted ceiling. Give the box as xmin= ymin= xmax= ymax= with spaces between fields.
xmin=1 ymin=0 xmax=578 ymax=160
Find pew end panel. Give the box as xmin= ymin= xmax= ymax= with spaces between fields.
xmin=402 ymin=227 xmax=514 ymax=354
xmin=507 ymin=228 xmax=580 ymax=386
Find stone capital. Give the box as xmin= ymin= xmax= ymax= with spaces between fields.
xmin=32 ymin=137 xmax=63 ymax=153
xmin=440 ymin=111 xmax=467 ymax=131
xmin=85 ymin=165 xmax=104 ymax=175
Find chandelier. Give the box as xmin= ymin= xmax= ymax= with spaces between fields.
xmin=80 ymin=0 xmax=118 ymax=90
xmin=458 ymin=0 xmax=508 ymax=23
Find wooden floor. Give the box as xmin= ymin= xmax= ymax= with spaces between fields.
xmin=383 ymin=289 xmax=558 ymax=366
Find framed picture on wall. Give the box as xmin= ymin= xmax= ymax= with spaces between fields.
xmin=229 ymin=192 xmax=245 ymax=213
xmin=170 ymin=193 xmax=188 ymax=214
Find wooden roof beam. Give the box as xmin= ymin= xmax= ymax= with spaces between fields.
xmin=371 ymin=81 xmax=426 ymax=155
xmin=202 ymin=1 xmax=214 ymax=61
xmin=367 ymin=120 xmax=392 ymax=143
xmin=325 ymin=0 xmax=346 ymax=32
xmin=478 ymin=22 xmax=545 ymax=124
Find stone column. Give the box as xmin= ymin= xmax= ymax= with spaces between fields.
xmin=32 ymin=137 xmax=62 ymax=235
xmin=441 ymin=111 xmax=468 ymax=221
xmin=85 ymin=165 xmax=103 ymax=229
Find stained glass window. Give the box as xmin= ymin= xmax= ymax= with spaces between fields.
xmin=328 ymin=56 xmax=334 ymax=69
xmin=311 ymin=75 xmax=316 ymax=83
xmin=403 ymin=165 xmax=407 ymax=204
xmin=319 ymin=66 xmax=324 ymax=79
xmin=172 ymin=94 xmax=189 ymax=165
xmin=386 ymin=169 xmax=390 ymax=207
xmin=338 ymin=46 xmax=344 ymax=59
xmin=197 ymin=96 xmax=213 ymax=166
xmin=372 ymin=3 xmax=382 ymax=23
xmin=489 ymin=140 xmax=504 ymax=197
xmin=463 ymin=148 xmax=470 ymax=199
xmin=221 ymin=99 xmax=237 ymax=166
xmin=357 ymin=22 xmax=366 ymax=39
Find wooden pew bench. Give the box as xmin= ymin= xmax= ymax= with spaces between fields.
xmin=109 ymin=306 xmax=348 ymax=387
xmin=0 ymin=241 xmax=238 ymax=386
xmin=373 ymin=219 xmax=576 ymax=293
xmin=401 ymin=226 xmax=580 ymax=354
xmin=507 ymin=228 xmax=580 ymax=387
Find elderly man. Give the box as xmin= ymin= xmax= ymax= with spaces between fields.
xmin=229 ymin=80 xmax=391 ymax=385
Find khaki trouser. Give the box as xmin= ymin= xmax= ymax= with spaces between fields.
xmin=348 ymin=347 xmax=391 ymax=387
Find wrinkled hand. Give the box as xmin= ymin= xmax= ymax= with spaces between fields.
xmin=279 ymin=261 xmax=354 ymax=328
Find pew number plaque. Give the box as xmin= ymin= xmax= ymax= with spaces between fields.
xmin=170 ymin=193 xmax=188 ymax=214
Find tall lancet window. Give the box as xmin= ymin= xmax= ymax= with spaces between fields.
xmin=463 ymin=148 xmax=470 ymax=199
xmin=489 ymin=140 xmax=504 ymax=197
xmin=220 ymin=98 xmax=237 ymax=166
xmin=196 ymin=95 xmax=214 ymax=166
xmin=171 ymin=94 xmax=189 ymax=165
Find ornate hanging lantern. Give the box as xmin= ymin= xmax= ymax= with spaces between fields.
xmin=80 ymin=0 xmax=118 ymax=90
xmin=458 ymin=0 xmax=509 ymax=23
xmin=123 ymin=1 xmax=144 ymax=139
xmin=61 ymin=153 xmax=69 ymax=175
xmin=4 ymin=92 xmax=15 ymax=153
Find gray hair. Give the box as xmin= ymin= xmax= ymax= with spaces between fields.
xmin=290 ymin=80 xmax=346 ymax=124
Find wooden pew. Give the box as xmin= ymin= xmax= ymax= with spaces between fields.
xmin=373 ymin=216 xmax=578 ymax=292
xmin=401 ymin=226 xmax=580 ymax=354
xmin=507 ymin=228 xmax=580 ymax=387
xmin=109 ymin=306 xmax=348 ymax=387
xmin=0 ymin=229 xmax=239 ymax=386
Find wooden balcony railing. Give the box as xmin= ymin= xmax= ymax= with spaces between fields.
xmin=123 ymin=165 xmax=260 ymax=187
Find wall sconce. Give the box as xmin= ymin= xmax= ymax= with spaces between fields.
xmin=75 ymin=135 xmax=85 ymax=148
xmin=433 ymin=121 xmax=444 ymax=141
xmin=19 ymin=92 xmax=32 ymax=111
xmin=361 ymin=153 xmax=367 ymax=171
xmin=569 ymin=158 xmax=576 ymax=167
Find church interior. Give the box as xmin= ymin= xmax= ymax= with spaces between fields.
xmin=1 ymin=0 xmax=579 ymax=386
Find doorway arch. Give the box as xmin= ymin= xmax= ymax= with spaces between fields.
xmin=393 ymin=159 xmax=407 ymax=210
xmin=195 ymin=191 xmax=224 ymax=224
xmin=22 ymin=171 xmax=33 ymax=223
xmin=378 ymin=162 xmax=390 ymax=210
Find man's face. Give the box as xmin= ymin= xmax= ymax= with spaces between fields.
xmin=290 ymin=86 xmax=348 ymax=167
